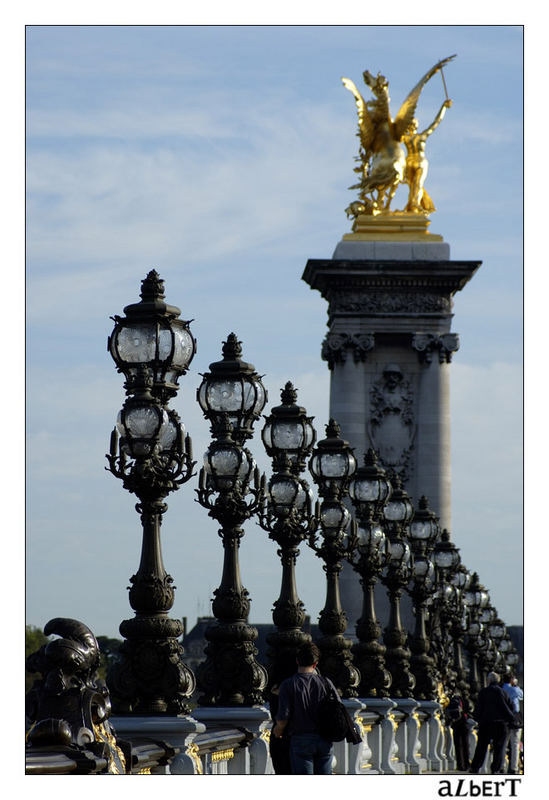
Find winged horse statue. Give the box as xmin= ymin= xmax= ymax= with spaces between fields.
xmin=342 ymin=55 xmax=455 ymax=217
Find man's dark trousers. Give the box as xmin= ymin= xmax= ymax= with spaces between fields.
xmin=470 ymin=721 xmax=509 ymax=774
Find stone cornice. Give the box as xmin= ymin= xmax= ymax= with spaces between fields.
xmin=302 ymin=259 xmax=481 ymax=299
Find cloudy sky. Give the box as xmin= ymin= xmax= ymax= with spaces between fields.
xmin=25 ymin=23 xmax=523 ymax=640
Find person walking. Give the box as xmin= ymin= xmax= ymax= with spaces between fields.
xmin=272 ymin=643 xmax=338 ymax=775
xmin=446 ymin=693 xmax=471 ymax=771
xmin=470 ymin=671 xmax=516 ymax=774
xmin=502 ymin=676 xmax=523 ymax=774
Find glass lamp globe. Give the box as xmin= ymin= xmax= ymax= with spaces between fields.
xmin=320 ymin=503 xmax=351 ymax=538
xmin=435 ymin=550 xmax=457 ymax=569
xmin=388 ymin=538 xmax=411 ymax=566
xmin=267 ymin=474 xmax=309 ymax=517
xmin=357 ymin=521 xmax=386 ymax=555
xmin=489 ymin=620 xmax=506 ymax=640
xmin=413 ymin=554 xmax=435 ymax=582
xmin=204 ymin=441 xmax=254 ymax=490
xmin=117 ymin=399 xmax=169 ymax=458
xmin=468 ymin=621 xmax=483 ymax=637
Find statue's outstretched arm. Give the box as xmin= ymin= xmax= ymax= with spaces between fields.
xmin=393 ymin=55 xmax=455 ymax=140
xmin=421 ymin=99 xmax=452 ymax=137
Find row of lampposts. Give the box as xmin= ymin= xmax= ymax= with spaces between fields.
xmin=105 ymin=274 xmax=520 ymax=714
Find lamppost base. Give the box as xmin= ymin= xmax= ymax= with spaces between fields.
xmin=196 ymin=621 xmax=268 ymax=707
xmin=108 ymin=632 xmax=196 ymax=715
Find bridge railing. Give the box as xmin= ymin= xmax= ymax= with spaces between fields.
xmin=25 ymin=728 xmax=253 ymax=775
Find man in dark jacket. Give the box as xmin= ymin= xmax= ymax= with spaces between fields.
xmin=470 ymin=671 xmax=516 ymax=774
xmin=273 ymin=643 xmax=338 ymax=774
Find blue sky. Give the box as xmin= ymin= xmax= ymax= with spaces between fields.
xmin=25 ymin=24 xmax=523 ymax=639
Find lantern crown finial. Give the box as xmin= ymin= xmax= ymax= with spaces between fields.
xmin=140 ymin=270 xmax=165 ymax=302
xmin=325 ymin=418 xmax=341 ymax=439
xmin=281 ymin=382 xmax=298 ymax=405
xmin=222 ymin=332 xmax=243 ymax=361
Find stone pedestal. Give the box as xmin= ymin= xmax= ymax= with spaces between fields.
xmin=393 ymin=697 xmax=424 ymax=774
xmin=362 ymin=697 xmax=404 ymax=774
xmin=302 ymin=237 xmax=480 ymax=632
xmin=110 ymin=714 xmax=205 ymax=774
xmin=192 ymin=706 xmax=273 ymax=775
xmin=416 ymin=699 xmax=444 ymax=772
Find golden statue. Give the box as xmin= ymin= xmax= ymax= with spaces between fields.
xmin=402 ymin=98 xmax=452 ymax=213
xmin=342 ymin=55 xmax=455 ymax=219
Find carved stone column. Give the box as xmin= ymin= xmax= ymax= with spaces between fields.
xmin=302 ymin=240 xmax=480 ymax=633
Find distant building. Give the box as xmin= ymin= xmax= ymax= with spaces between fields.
xmin=182 ymin=616 xmax=319 ymax=674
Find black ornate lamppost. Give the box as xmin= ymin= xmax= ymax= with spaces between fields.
xmin=475 ymin=601 xmax=500 ymax=684
xmin=195 ymin=334 xmax=268 ymax=706
xmin=449 ymin=564 xmax=473 ymax=708
xmin=463 ymin=572 xmax=489 ymax=700
xmin=106 ymin=270 xmax=197 ymax=714
xmin=433 ymin=530 xmax=469 ymax=705
xmin=308 ymin=419 xmax=361 ymax=698
xmin=505 ymin=648 xmax=520 ymax=681
xmin=258 ymin=383 xmax=317 ymax=688
xmin=380 ymin=474 xmax=416 ymax=698
xmin=495 ymin=631 xmax=513 ymax=678
xmin=347 ymin=449 xmax=393 ymax=698
xmin=406 ymin=496 xmax=440 ymax=700
xmin=488 ymin=614 xmax=507 ymax=676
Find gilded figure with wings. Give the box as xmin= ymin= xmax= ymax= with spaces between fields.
xmin=342 ymin=56 xmax=455 ymax=217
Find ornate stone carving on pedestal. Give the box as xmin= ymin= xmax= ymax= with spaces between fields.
xmin=367 ymin=364 xmax=416 ymax=483
xmin=321 ymin=332 xmax=375 ymax=369
xmin=330 ymin=290 xmax=452 ymax=316
xmin=412 ymin=333 xmax=460 ymax=364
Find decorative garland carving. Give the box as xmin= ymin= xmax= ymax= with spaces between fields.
xmin=330 ymin=291 xmax=452 ymax=315
xmin=367 ymin=364 xmax=416 ymax=482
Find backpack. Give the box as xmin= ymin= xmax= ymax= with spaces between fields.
xmin=316 ymin=677 xmax=361 ymax=744
xmin=447 ymin=695 xmax=463 ymax=721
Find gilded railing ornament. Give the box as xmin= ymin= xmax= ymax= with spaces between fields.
xmin=342 ymin=56 xmax=455 ymax=230
xmin=186 ymin=742 xmax=204 ymax=775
